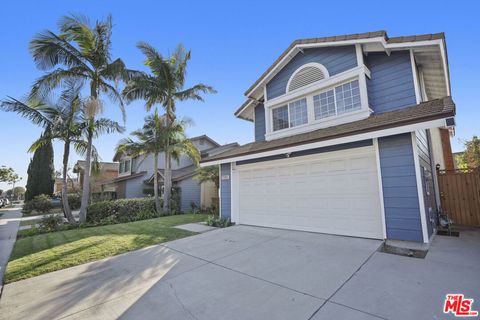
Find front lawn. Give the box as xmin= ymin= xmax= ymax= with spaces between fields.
xmin=5 ymin=214 xmax=207 ymax=283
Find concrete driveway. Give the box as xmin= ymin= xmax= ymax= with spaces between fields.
xmin=1 ymin=225 xmax=479 ymax=320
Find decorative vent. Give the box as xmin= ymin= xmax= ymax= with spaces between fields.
xmin=288 ymin=64 xmax=328 ymax=92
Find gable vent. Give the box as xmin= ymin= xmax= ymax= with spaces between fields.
xmin=287 ymin=64 xmax=329 ymax=92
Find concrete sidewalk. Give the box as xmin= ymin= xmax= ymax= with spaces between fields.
xmin=0 ymin=225 xmax=479 ymax=319
xmin=0 ymin=205 xmax=22 ymax=291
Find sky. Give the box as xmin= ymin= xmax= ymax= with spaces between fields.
xmin=0 ymin=0 xmax=479 ymax=190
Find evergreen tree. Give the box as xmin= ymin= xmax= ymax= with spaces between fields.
xmin=25 ymin=133 xmax=54 ymax=201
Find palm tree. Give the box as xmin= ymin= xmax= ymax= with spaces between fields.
xmin=123 ymin=42 xmax=216 ymax=213
xmin=29 ymin=14 xmax=133 ymax=221
xmin=194 ymin=166 xmax=219 ymax=189
xmin=116 ymin=110 xmax=199 ymax=213
xmin=1 ymin=81 xmax=84 ymax=223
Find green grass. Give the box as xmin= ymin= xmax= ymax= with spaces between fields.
xmin=5 ymin=214 xmax=207 ymax=283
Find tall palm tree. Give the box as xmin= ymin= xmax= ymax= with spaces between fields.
xmin=123 ymin=42 xmax=216 ymax=212
xmin=29 ymin=14 xmax=133 ymax=221
xmin=116 ymin=110 xmax=199 ymax=213
xmin=1 ymin=81 xmax=84 ymax=223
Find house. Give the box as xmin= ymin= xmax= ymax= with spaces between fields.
xmin=73 ymin=161 xmax=119 ymax=199
xmin=200 ymin=31 xmax=456 ymax=244
xmin=53 ymin=177 xmax=79 ymax=195
xmin=113 ymin=135 xmax=238 ymax=211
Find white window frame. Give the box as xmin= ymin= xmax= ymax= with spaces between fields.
xmin=313 ymin=79 xmax=362 ymax=120
xmin=271 ymin=98 xmax=308 ymax=132
xmin=265 ymin=65 xmax=371 ymax=141
xmin=286 ymin=62 xmax=330 ymax=93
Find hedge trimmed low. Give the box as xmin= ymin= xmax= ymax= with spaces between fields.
xmin=87 ymin=198 xmax=167 ymax=225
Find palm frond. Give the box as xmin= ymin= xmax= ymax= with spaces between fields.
xmin=0 ymin=97 xmax=54 ymax=128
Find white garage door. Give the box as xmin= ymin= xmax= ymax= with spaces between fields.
xmin=236 ymin=146 xmax=384 ymax=239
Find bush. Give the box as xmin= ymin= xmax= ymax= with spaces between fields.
xmin=23 ymin=194 xmax=53 ymax=214
xmin=67 ymin=194 xmax=81 ymax=209
xmin=39 ymin=214 xmax=63 ymax=232
xmin=86 ymin=198 xmax=168 ymax=225
xmin=206 ymin=215 xmax=233 ymax=228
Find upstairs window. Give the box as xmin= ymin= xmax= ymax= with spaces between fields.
xmin=287 ymin=63 xmax=329 ymax=92
xmin=313 ymin=80 xmax=361 ymax=120
xmin=272 ymin=98 xmax=308 ymax=131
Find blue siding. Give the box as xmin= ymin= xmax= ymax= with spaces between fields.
xmin=378 ymin=133 xmax=423 ymax=242
xmin=266 ymin=46 xmax=357 ymax=100
xmin=254 ymin=104 xmax=266 ymax=141
xmin=366 ymin=51 xmax=417 ymax=113
xmin=177 ymin=177 xmax=201 ymax=212
xmin=220 ymin=163 xmax=231 ymax=219
xmin=416 ymin=129 xmax=436 ymax=237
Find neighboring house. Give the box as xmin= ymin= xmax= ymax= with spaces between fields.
xmin=73 ymin=161 xmax=119 ymax=199
xmin=113 ymin=135 xmax=238 ymax=211
xmin=201 ymin=31 xmax=456 ymax=244
xmin=53 ymin=177 xmax=79 ymax=195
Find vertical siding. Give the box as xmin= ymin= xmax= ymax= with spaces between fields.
xmin=416 ymin=129 xmax=436 ymax=237
xmin=266 ymin=46 xmax=357 ymax=100
xmin=366 ymin=51 xmax=417 ymax=113
xmin=220 ymin=163 xmax=231 ymax=219
xmin=177 ymin=177 xmax=201 ymax=211
xmin=254 ymin=104 xmax=266 ymax=141
xmin=378 ymin=133 xmax=423 ymax=242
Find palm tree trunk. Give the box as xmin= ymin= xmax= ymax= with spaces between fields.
xmin=153 ymin=152 xmax=161 ymax=213
xmin=163 ymin=151 xmax=172 ymax=213
xmin=62 ymin=140 xmax=75 ymax=223
xmin=79 ymin=131 xmax=93 ymax=223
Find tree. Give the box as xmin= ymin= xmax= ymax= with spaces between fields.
xmin=0 ymin=166 xmax=14 ymax=182
xmin=24 ymin=131 xmax=55 ymax=201
xmin=13 ymin=186 xmax=26 ymax=199
xmin=116 ymin=111 xmax=199 ymax=213
xmin=194 ymin=165 xmax=219 ymax=189
xmin=1 ymin=80 xmax=89 ymax=223
xmin=123 ymin=43 xmax=215 ymax=212
xmin=7 ymin=173 xmax=22 ymax=200
xmin=456 ymin=136 xmax=480 ymax=169
xmin=29 ymin=14 xmax=132 ymax=222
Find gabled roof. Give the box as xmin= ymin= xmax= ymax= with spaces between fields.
xmin=204 ymin=96 xmax=455 ymax=164
xmin=235 ymin=31 xmax=448 ymax=121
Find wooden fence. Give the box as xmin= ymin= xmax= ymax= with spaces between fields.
xmin=437 ymin=168 xmax=480 ymax=226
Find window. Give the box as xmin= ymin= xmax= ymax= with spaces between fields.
xmin=289 ymin=98 xmax=308 ymax=127
xmin=272 ymin=105 xmax=289 ymax=131
xmin=124 ymin=160 xmax=131 ymax=172
xmin=288 ymin=64 xmax=328 ymax=92
xmin=272 ymin=98 xmax=308 ymax=131
xmin=314 ymin=80 xmax=361 ymax=120
xmin=119 ymin=162 xmax=124 ymax=173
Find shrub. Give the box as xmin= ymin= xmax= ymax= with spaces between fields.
xmin=67 ymin=194 xmax=81 ymax=209
xmin=39 ymin=214 xmax=63 ymax=232
xmin=86 ymin=198 xmax=163 ymax=225
xmin=206 ymin=215 xmax=233 ymax=228
xmin=23 ymin=194 xmax=53 ymax=214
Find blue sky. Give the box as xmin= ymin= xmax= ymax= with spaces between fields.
xmin=0 ymin=0 xmax=479 ymax=190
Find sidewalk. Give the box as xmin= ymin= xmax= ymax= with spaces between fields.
xmin=0 ymin=205 xmax=22 ymax=293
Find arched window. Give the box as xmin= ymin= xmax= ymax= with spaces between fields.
xmin=287 ymin=63 xmax=329 ymax=92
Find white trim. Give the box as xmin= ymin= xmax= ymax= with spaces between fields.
xmin=286 ymin=62 xmax=330 ymax=93
xmin=218 ymin=164 xmax=222 ymax=218
xmin=200 ymin=118 xmax=447 ymax=166
xmin=373 ymin=138 xmax=387 ymax=239
xmin=265 ymin=66 xmax=370 ymax=108
xmin=411 ymin=132 xmax=430 ymax=243
xmin=231 ymin=163 xmax=239 ymax=223
xmin=438 ymin=39 xmax=451 ymax=96
xmin=410 ymin=50 xmax=422 ymax=104
xmin=245 ymin=38 xmax=445 ymax=98
xmin=266 ymin=108 xmax=371 ymax=141
xmin=355 ymin=44 xmax=364 ymax=66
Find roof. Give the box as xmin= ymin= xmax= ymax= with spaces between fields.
xmin=113 ymin=171 xmax=146 ymax=182
xmin=240 ymin=31 xmax=445 ymax=102
xmin=73 ymin=160 xmax=119 ymax=173
xmin=204 ymin=96 xmax=455 ymax=163
xmin=146 ymin=165 xmax=197 ymax=184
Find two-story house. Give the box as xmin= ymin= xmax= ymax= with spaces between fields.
xmin=201 ymin=31 xmax=456 ymax=244
xmin=113 ymin=135 xmax=238 ymax=211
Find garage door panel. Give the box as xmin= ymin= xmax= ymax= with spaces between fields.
xmin=237 ymin=146 xmax=383 ymax=239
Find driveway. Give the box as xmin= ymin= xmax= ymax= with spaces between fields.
xmin=1 ymin=225 xmax=479 ymax=320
